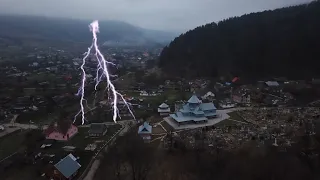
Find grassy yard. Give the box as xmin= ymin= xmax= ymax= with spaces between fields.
xmin=16 ymin=111 xmax=58 ymax=124
xmin=148 ymin=116 xmax=163 ymax=124
xmin=0 ymin=130 xmax=27 ymax=160
xmin=161 ymin=121 xmax=175 ymax=132
xmin=45 ymin=124 xmax=122 ymax=152
xmin=152 ymin=126 xmax=167 ymax=134
xmin=10 ymin=124 xmax=123 ymax=180
xmin=3 ymin=165 xmax=47 ymax=180
xmin=3 ymin=149 xmax=94 ymax=180
xmin=227 ymin=111 xmax=246 ymax=122
xmin=215 ymin=119 xmax=242 ymax=127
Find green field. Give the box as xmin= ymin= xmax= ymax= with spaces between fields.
xmin=66 ymin=124 xmax=122 ymax=148
xmin=0 ymin=130 xmax=27 ymax=160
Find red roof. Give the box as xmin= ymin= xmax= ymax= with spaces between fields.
xmin=64 ymin=75 xmax=72 ymax=80
xmin=232 ymin=77 xmax=239 ymax=83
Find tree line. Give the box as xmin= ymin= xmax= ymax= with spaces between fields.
xmin=94 ymin=128 xmax=320 ymax=180
xmin=159 ymin=0 xmax=320 ymax=80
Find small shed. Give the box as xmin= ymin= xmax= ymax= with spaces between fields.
xmin=158 ymin=103 xmax=170 ymax=116
xmin=202 ymin=91 xmax=215 ymax=100
xmin=138 ymin=122 xmax=152 ymax=143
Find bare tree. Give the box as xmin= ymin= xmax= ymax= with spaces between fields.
xmin=124 ymin=134 xmax=153 ymax=180
xmin=57 ymin=119 xmax=71 ymax=135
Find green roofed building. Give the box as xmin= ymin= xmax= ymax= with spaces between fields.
xmin=169 ymin=95 xmax=217 ymax=125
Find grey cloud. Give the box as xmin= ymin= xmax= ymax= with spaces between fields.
xmin=0 ymin=0 xmax=314 ymax=32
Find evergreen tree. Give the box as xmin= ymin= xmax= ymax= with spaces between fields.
xmin=159 ymin=1 xmax=320 ymax=80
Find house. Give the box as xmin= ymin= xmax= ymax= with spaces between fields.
xmin=138 ymin=122 xmax=152 ymax=143
xmin=232 ymin=77 xmax=239 ymax=83
xmin=48 ymin=153 xmax=81 ymax=180
xmin=219 ymin=100 xmax=236 ymax=109
xmin=265 ymin=81 xmax=280 ymax=87
xmin=140 ymin=91 xmax=149 ymax=96
xmin=88 ymin=123 xmax=108 ymax=137
xmin=202 ymin=91 xmax=215 ymax=101
xmin=45 ymin=124 xmax=78 ymax=141
xmin=139 ymin=90 xmax=157 ymax=97
xmin=169 ymin=95 xmax=217 ymax=125
xmin=232 ymin=93 xmax=251 ymax=104
xmin=158 ymin=103 xmax=170 ymax=116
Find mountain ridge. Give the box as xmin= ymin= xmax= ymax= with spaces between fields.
xmin=0 ymin=15 xmax=177 ymax=47
xmin=159 ymin=0 xmax=320 ymax=80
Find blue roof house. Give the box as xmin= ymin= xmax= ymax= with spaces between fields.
xmin=169 ymin=95 xmax=217 ymax=125
xmin=138 ymin=122 xmax=152 ymax=143
xmin=53 ymin=153 xmax=81 ymax=180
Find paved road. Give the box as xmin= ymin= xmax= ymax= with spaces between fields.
xmin=3 ymin=123 xmax=38 ymax=130
xmin=0 ymin=125 xmax=20 ymax=138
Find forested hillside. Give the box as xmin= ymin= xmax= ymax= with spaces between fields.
xmin=159 ymin=1 xmax=320 ymax=80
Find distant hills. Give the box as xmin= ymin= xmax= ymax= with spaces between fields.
xmin=0 ymin=15 xmax=177 ymax=47
xmin=159 ymin=0 xmax=320 ymax=80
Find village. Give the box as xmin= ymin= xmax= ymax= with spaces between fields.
xmin=1 ymin=46 xmax=320 ymax=180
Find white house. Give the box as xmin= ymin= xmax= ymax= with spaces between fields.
xmin=140 ymin=91 xmax=157 ymax=97
xmin=140 ymin=91 xmax=149 ymax=96
xmin=202 ymin=91 xmax=215 ymax=100
xmin=158 ymin=103 xmax=170 ymax=116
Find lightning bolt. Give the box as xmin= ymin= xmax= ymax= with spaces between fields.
xmin=74 ymin=20 xmax=135 ymax=125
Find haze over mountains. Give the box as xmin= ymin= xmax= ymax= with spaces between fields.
xmin=0 ymin=15 xmax=178 ymax=47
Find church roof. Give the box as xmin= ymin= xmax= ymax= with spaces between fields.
xmin=170 ymin=112 xmax=208 ymax=122
xmin=199 ymin=103 xmax=217 ymax=111
xmin=138 ymin=122 xmax=152 ymax=134
xmin=159 ymin=103 xmax=169 ymax=108
xmin=181 ymin=102 xmax=216 ymax=113
xmin=188 ymin=95 xmax=201 ymax=104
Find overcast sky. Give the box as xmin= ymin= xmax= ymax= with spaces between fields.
xmin=0 ymin=0 xmax=314 ymax=32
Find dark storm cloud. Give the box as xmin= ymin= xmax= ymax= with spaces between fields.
xmin=0 ymin=0 xmax=314 ymax=31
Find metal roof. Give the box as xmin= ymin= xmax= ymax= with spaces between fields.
xmin=265 ymin=81 xmax=279 ymax=87
xmin=193 ymin=111 xmax=205 ymax=115
xmin=138 ymin=122 xmax=152 ymax=134
xmin=199 ymin=103 xmax=217 ymax=111
xmin=54 ymin=154 xmax=81 ymax=178
xmin=158 ymin=108 xmax=170 ymax=113
xmin=170 ymin=113 xmax=208 ymax=122
xmin=88 ymin=123 xmax=107 ymax=134
xmin=159 ymin=103 xmax=169 ymax=108
xmin=187 ymin=95 xmax=201 ymax=104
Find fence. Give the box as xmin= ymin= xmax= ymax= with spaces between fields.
xmin=0 ymin=152 xmax=18 ymax=164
